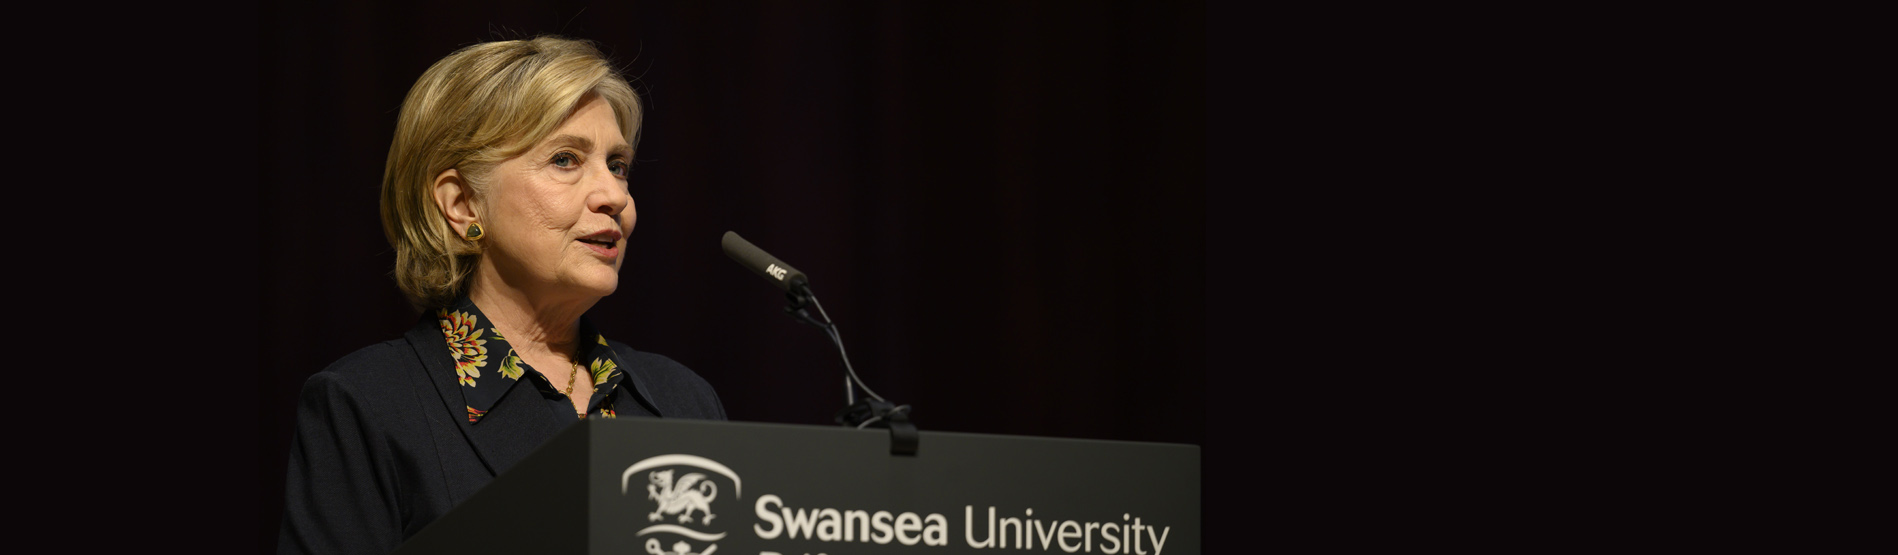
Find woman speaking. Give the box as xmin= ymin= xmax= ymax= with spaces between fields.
xmin=278 ymin=36 xmax=726 ymax=554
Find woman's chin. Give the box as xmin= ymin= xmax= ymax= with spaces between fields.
xmin=571 ymin=277 xmax=618 ymax=299
xmin=542 ymin=268 xmax=617 ymax=300
xmin=554 ymin=258 xmax=622 ymax=297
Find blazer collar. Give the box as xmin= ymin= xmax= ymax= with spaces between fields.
xmin=405 ymin=315 xmax=563 ymax=476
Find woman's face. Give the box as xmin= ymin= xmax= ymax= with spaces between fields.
xmin=479 ymin=94 xmax=636 ymax=303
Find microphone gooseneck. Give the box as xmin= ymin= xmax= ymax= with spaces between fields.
xmin=721 ymin=231 xmax=917 ymax=455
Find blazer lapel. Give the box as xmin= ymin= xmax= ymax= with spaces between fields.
xmin=406 ymin=317 xmax=569 ymax=477
xmin=607 ymin=343 xmax=665 ymax=417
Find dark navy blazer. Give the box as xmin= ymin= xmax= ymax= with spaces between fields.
xmin=277 ymin=315 xmax=726 ymax=554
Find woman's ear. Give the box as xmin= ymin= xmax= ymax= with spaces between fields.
xmin=432 ymin=168 xmax=479 ymax=238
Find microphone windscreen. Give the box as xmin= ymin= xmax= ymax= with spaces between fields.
xmin=722 ymin=231 xmax=808 ymax=292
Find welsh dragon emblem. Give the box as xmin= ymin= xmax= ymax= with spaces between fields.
xmin=647 ymin=469 xmax=718 ymax=524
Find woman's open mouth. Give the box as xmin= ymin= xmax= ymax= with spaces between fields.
xmin=578 ymin=230 xmax=623 ymax=258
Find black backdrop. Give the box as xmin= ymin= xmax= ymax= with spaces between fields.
xmin=258 ymin=1 xmax=1204 ymax=551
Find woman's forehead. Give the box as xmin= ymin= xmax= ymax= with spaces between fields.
xmin=533 ymin=99 xmax=632 ymax=156
xmin=537 ymin=133 xmax=633 ymax=158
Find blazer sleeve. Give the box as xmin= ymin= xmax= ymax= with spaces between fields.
xmin=278 ymin=371 xmax=405 ymax=555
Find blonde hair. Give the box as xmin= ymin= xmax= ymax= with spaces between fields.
xmin=380 ymin=36 xmax=641 ymax=309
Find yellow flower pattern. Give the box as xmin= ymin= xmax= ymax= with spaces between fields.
xmin=590 ymin=357 xmax=618 ymax=386
xmin=437 ymin=309 xmax=488 ymax=387
xmin=499 ymin=353 xmax=524 ymax=380
xmin=440 ymin=298 xmax=630 ymax=424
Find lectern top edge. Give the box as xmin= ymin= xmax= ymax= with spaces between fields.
xmin=596 ymin=417 xmax=1201 ymax=452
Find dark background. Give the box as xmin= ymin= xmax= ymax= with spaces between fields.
xmin=257 ymin=1 xmax=1203 ymax=551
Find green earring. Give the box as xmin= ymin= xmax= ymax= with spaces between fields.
xmin=465 ymin=222 xmax=485 ymax=241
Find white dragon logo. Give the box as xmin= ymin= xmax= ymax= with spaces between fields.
xmin=647 ymin=469 xmax=718 ymax=524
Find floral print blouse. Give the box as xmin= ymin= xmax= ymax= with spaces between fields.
xmin=437 ymin=297 xmax=629 ymax=423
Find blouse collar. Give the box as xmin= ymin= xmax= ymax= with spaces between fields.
xmin=435 ymin=297 xmax=630 ymax=423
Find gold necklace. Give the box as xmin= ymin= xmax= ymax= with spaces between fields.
xmin=562 ymin=360 xmax=588 ymax=417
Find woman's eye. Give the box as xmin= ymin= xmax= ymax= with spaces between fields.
xmin=552 ymin=152 xmax=578 ymax=167
xmin=609 ymin=160 xmax=630 ymax=178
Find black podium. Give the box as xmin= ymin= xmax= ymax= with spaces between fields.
xmin=393 ymin=418 xmax=1199 ymax=555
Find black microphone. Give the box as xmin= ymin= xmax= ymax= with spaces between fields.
xmin=722 ymin=231 xmax=808 ymax=292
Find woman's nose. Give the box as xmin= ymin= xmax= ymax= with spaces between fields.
xmin=591 ymin=165 xmax=632 ymax=216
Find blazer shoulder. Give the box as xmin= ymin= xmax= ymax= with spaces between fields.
xmin=607 ymin=340 xmax=726 ymax=420
xmin=301 ymin=339 xmax=422 ymax=401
